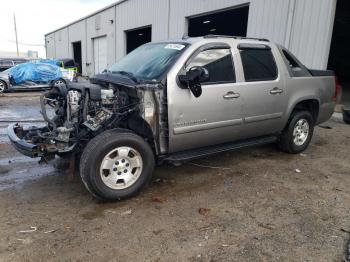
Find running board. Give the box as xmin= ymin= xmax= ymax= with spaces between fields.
xmin=162 ymin=136 xmax=277 ymax=162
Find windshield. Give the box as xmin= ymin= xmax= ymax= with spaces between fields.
xmin=108 ymin=42 xmax=188 ymax=81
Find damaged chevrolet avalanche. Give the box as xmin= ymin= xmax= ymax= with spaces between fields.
xmin=8 ymin=36 xmax=338 ymax=201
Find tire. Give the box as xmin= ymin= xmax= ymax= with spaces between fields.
xmin=278 ymin=111 xmax=314 ymax=154
xmin=343 ymin=108 xmax=350 ymax=125
xmin=80 ymin=129 xmax=155 ymax=201
xmin=0 ymin=80 xmax=7 ymax=93
xmin=53 ymin=79 xmax=66 ymax=88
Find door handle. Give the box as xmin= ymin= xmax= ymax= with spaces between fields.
xmin=270 ymin=87 xmax=283 ymax=95
xmin=223 ymin=91 xmax=240 ymax=99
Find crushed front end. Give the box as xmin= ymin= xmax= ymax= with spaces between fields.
xmin=8 ymin=76 xmax=168 ymax=161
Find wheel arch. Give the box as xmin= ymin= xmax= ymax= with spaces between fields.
xmin=126 ymin=115 xmax=157 ymax=154
xmin=285 ymin=97 xmax=320 ymax=126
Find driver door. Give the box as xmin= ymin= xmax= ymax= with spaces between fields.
xmin=167 ymin=43 xmax=245 ymax=153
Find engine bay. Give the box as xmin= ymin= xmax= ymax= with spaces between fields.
xmin=12 ymin=79 xmax=167 ymax=159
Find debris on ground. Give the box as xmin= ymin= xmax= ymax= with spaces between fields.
xmin=44 ymin=229 xmax=58 ymax=234
xmin=189 ymin=162 xmax=232 ymax=170
xmin=258 ymin=223 xmax=275 ymax=230
xmin=19 ymin=226 xmax=37 ymax=233
xmin=120 ymin=209 xmax=132 ymax=216
xmin=318 ymin=125 xmax=333 ymax=129
xmin=198 ymin=208 xmax=210 ymax=216
xmin=221 ymin=244 xmax=234 ymax=247
xmin=295 ymin=169 xmax=301 ymax=173
xmin=151 ymin=196 xmax=167 ymax=203
xmin=153 ymin=178 xmax=175 ymax=184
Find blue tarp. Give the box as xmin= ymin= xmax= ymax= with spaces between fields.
xmin=38 ymin=59 xmax=60 ymax=66
xmin=9 ymin=62 xmax=62 ymax=85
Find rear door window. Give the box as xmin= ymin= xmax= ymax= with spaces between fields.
xmin=239 ymin=46 xmax=278 ymax=82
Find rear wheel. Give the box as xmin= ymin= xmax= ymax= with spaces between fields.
xmin=0 ymin=80 xmax=7 ymax=93
xmin=279 ymin=111 xmax=314 ymax=154
xmin=80 ymin=130 xmax=155 ymax=201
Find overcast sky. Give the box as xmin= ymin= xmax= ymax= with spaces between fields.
xmin=0 ymin=0 xmax=116 ymax=58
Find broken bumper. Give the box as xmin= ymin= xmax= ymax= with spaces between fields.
xmin=7 ymin=124 xmax=44 ymax=158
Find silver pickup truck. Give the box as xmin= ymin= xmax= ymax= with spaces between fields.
xmin=8 ymin=35 xmax=340 ymax=201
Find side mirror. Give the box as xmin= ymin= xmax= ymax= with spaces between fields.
xmin=178 ymin=66 xmax=209 ymax=98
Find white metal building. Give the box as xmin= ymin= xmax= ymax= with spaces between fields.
xmin=45 ymin=0 xmax=349 ymax=85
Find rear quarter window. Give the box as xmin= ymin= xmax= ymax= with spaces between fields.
xmin=240 ymin=48 xmax=278 ymax=82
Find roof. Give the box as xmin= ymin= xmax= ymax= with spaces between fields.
xmin=45 ymin=0 xmax=128 ymax=36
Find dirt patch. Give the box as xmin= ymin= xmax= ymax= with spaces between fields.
xmin=0 ymin=94 xmax=349 ymax=261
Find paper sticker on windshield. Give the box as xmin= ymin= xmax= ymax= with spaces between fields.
xmin=165 ymin=44 xmax=185 ymax=50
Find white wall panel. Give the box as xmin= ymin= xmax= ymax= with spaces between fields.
xmin=115 ymin=0 xmax=170 ymax=60
xmin=288 ymin=0 xmax=336 ymax=69
xmin=53 ymin=28 xmax=69 ymax=59
xmin=45 ymin=33 xmax=55 ymax=59
xmin=247 ymin=0 xmax=290 ymax=45
xmin=86 ymin=6 xmax=116 ymax=76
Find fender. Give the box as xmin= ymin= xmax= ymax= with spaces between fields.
xmin=283 ymin=95 xmax=320 ymax=128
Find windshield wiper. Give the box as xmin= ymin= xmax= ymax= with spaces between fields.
xmin=111 ymin=71 xmax=139 ymax=83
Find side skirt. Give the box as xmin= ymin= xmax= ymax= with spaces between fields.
xmin=159 ymin=135 xmax=277 ymax=163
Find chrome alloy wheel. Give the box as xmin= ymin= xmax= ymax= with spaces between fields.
xmin=293 ymin=119 xmax=309 ymax=146
xmin=0 ymin=81 xmax=6 ymax=93
xmin=100 ymin=146 xmax=143 ymax=190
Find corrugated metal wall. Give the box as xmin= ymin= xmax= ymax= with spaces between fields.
xmin=288 ymin=0 xmax=337 ymax=69
xmin=68 ymin=20 xmax=87 ymax=74
xmin=168 ymin=0 xmax=249 ymax=38
xmin=85 ymin=7 xmax=116 ymax=76
xmin=247 ymin=0 xmax=291 ymax=46
xmin=45 ymin=0 xmax=337 ymax=76
xmin=115 ymin=0 xmax=170 ymax=60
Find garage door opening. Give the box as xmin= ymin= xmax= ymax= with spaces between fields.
xmin=126 ymin=26 xmax=152 ymax=54
xmin=188 ymin=5 xmax=249 ymax=37
xmin=328 ymin=0 xmax=350 ymax=104
xmin=72 ymin=41 xmax=82 ymax=74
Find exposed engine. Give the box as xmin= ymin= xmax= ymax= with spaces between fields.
xmin=17 ymin=82 xmax=142 ymax=158
xmin=10 ymin=75 xmax=169 ymax=161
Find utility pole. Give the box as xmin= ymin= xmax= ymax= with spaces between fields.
xmin=14 ymin=14 xmax=19 ymax=57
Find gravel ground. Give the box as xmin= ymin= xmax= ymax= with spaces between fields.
xmin=0 ymin=93 xmax=349 ymax=262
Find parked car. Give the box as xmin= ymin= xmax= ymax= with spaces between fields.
xmin=0 ymin=57 xmax=27 ymax=72
xmin=57 ymin=58 xmax=79 ymax=74
xmin=8 ymin=36 xmax=339 ymax=201
xmin=0 ymin=62 xmax=69 ymax=93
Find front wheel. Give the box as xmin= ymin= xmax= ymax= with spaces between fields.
xmin=0 ymin=80 xmax=7 ymax=93
xmin=80 ymin=130 xmax=155 ymax=201
xmin=278 ymin=111 xmax=314 ymax=154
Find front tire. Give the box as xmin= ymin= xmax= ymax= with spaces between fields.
xmin=0 ymin=80 xmax=7 ymax=93
xmin=80 ymin=130 xmax=155 ymax=201
xmin=279 ymin=111 xmax=314 ymax=154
